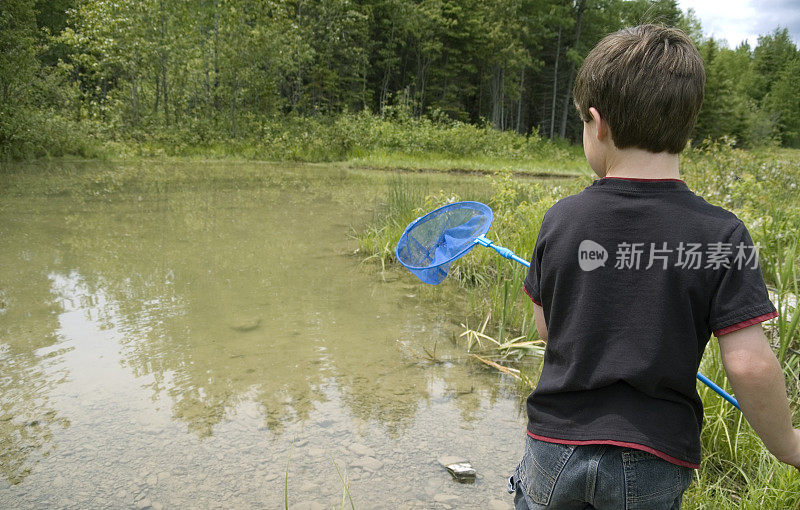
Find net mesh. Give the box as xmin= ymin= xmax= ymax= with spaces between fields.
xmin=396 ymin=201 xmax=493 ymax=285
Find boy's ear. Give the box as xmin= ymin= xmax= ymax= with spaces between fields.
xmin=588 ymin=107 xmax=609 ymax=141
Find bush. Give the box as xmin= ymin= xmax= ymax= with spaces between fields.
xmin=0 ymin=105 xmax=102 ymax=160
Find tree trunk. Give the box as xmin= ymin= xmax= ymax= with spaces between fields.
xmin=203 ymin=40 xmax=211 ymax=108
xmin=491 ymin=66 xmax=504 ymax=130
xmin=162 ymin=63 xmax=168 ymax=125
xmin=159 ymin=0 xmax=169 ymax=125
xmin=559 ymin=0 xmax=585 ymax=139
xmin=550 ymin=24 xmax=562 ymax=139
xmin=416 ymin=53 xmax=429 ymax=116
xmin=213 ymin=3 xmax=220 ymax=111
xmin=154 ymin=74 xmax=160 ymax=116
xmin=379 ymin=21 xmax=397 ymax=116
xmin=131 ymin=78 xmax=139 ymax=125
xmin=131 ymin=47 xmax=139 ymax=125
xmin=380 ymin=71 xmax=391 ymax=116
xmin=516 ymin=68 xmax=524 ymax=133
xmin=230 ymin=73 xmax=238 ymax=137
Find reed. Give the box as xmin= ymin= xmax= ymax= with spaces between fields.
xmin=355 ymin=143 xmax=800 ymax=509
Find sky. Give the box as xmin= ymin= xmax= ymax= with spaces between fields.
xmin=676 ymin=0 xmax=800 ymax=48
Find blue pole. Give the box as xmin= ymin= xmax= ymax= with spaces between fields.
xmin=474 ymin=235 xmax=531 ymax=268
xmin=473 ymin=235 xmax=741 ymax=411
xmin=696 ymin=372 xmax=740 ymax=409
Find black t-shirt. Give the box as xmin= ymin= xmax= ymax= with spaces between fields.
xmin=523 ymin=177 xmax=776 ymax=467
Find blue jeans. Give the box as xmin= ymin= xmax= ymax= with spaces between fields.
xmin=508 ymin=435 xmax=694 ymax=510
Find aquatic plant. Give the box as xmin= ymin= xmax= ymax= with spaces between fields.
xmin=356 ymin=143 xmax=800 ymax=509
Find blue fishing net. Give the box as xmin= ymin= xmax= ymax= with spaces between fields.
xmin=396 ymin=201 xmax=493 ymax=285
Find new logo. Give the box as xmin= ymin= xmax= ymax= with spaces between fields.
xmin=578 ymin=240 xmax=608 ymax=271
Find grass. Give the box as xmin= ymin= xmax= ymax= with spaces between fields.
xmin=355 ymin=143 xmax=800 ymax=509
xmin=348 ymin=148 xmax=586 ymax=177
xmin=774 ymin=243 xmax=800 ymax=372
xmin=283 ymin=441 xmax=356 ymax=510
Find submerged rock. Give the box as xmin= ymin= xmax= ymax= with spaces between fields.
xmin=352 ymin=456 xmax=383 ymax=471
xmin=437 ymin=455 xmax=476 ymax=483
xmin=230 ymin=317 xmax=261 ymax=332
xmin=434 ymin=493 xmax=458 ymax=504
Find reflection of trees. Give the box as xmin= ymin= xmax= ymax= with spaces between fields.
xmin=2 ymin=165 xmax=517 ymax=456
xmin=56 ymin=188 xmax=336 ymax=437
xmin=0 ymin=205 xmax=70 ymax=485
xmin=55 ymin=180 xmax=510 ymax=439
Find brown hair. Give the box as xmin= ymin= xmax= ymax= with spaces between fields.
xmin=573 ymin=24 xmax=705 ymax=153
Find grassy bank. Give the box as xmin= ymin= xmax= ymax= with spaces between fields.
xmin=356 ymin=142 xmax=800 ymax=508
xmin=3 ymin=111 xmax=586 ymax=177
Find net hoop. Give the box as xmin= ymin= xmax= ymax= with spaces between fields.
xmin=395 ymin=201 xmax=493 ymax=284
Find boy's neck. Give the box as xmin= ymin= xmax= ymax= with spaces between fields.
xmin=602 ymin=147 xmax=681 ymax=180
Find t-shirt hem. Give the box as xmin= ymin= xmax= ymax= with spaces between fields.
xmin=711 ymin=304 xmax=778 ymax=335
xmin=714 ymin=310 xmax=778 ymax=336
xmin=522 ymin=281 xmax=542 ymax=306
xmin=526 ymin=430 xmax=700 ymax=469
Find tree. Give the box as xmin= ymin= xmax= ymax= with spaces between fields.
xmin=766 ymin=56 xmax=800 ymax=146
xmin=694 ymin=38 xmax=750 ymax=145
xmin=0 ymin=0 xmax=38 ymax=105
xmin=749 ymin=28 xmax=797 ymax=103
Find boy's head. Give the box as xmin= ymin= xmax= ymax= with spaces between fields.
xmin=573 ymin=24 xmax=705 ymax=155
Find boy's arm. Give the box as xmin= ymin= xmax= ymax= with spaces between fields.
xmin=718 ymin=323 xmax=800 ymax=468
xmin=533 ymin=303 xmax=548 ymax=341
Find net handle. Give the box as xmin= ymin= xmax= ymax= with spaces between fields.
xmin=474 ymin=235 xmax=741 ymax=410
xmin=474 ymin=235 xmax=531 ymax=267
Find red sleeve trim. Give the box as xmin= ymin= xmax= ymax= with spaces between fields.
xmin=522 ymin=284 xmax=542 ymax=306
xmin=714 ymin=311 xmax=779 ymax=337
xmin=527 ymin=431 xmax=700 ymax=469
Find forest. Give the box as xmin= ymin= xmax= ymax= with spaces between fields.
xmin=2 ymin=2 xmax=800 ymax=507
xmin=1 ymin=0 xmax=799 ymax=160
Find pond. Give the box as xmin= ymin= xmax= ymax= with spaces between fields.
xmin=0 ymin=161 xmax=531 ymax=509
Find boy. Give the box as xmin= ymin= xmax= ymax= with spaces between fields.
xmin=509 ymin=24 xmax=800 ymax=509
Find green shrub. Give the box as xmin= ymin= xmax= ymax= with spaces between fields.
xmin=0 ymin=105 xmax=103 ymax=160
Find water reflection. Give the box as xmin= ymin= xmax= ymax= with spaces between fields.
xmin=0 ymin=163 xmax=526 ymax=506
xmin=0 ymin=211 xmax=71 ymax=484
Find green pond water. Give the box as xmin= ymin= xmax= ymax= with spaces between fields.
xmin=0 ymin=162 xmax=530 ymax=509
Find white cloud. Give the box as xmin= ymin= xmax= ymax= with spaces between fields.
xmin=677 ymin=0 xmax=800 ymax=47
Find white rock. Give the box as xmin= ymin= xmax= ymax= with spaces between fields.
xmin=437 ymin=455 xmax=468 ymax=467
xmin=348 ymin=443 xmax=376 ymax=457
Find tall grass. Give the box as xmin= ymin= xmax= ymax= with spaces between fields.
xmin=355 ymin=144 xmax=800 ymax=509
xmin=774 ymin=243 xmax=800 ymax=373
xmin=685 ymin=249 xmax=800 ymax=507
xmin=354 ymin=176 xmax=431 ymax=271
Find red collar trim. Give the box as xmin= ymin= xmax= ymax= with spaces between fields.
xmin=597 ymin=176 xmax=685 ymax=183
